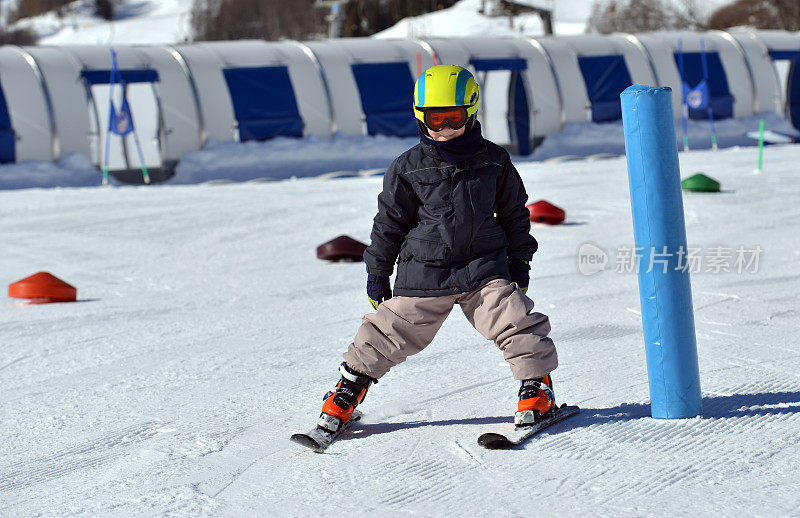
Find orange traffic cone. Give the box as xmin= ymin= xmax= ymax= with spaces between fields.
xmin=527 ymin=200 xmax=566 ymax=225
xmin=8 ymin=272 xmax=77 ymax=304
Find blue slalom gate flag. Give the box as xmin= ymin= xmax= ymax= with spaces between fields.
xmin=103 ymin=48 xmax=150 ymax=185
xmin=106 ymin=48 xmax=135 ymax=137
xmin=682 ymin=79 xmax=710 ymax=111
xmin=108 ymin=96 xmax=134 ymax=136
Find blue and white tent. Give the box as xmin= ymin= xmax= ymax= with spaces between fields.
xmin=643 ymin=31 xmax=756 ymax=121
xmin=0 ymin=47 xmax=55 ymax=164
xmin=19 ymin=44 xmax=202 ymax=179
xmin=723 ymin=30 xmax=783 ymax=115
xmin=1 ymin=29 xmax=799 ymax=176
xmin=172 ymin=40 xmax=332 ymax=144
xmin=537 ymin=34 xmax=660 ymax=124
xmin=742 ymin=30 xmax=800 ymax=129
xmin=304 ymin=38 xmax=434 ymax=138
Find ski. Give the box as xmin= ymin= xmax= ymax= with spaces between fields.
xmin=291 ymin=410 xmax=363 ymax=453
xmin=478 ymin=404 xmax=580 ymax=449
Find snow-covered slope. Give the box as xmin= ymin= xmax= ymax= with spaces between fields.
xmin=10 ymin=0 xmax=193 ymax=45
xmin=373 ymin=0 xmax=730 ymax=38
xmin=8 ymin=0 xmax=732 ymax=46
xmin=374 ymin=0 xmax=587 ymax=38
xmin=1 ymin=144 xmax=799 ymax=515
xmin=11 ymin=0 xmax=579 ymax=44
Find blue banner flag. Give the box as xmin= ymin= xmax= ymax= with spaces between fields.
xmin=108 ymin=97 xmax=134 ymax=136
xmin=106 ymin=49 xmax=135 ymax=136
xmin=102 ymin=48 xmax=150 ymax=185
xmin=682 ymin=79 xmax=710 ymax=110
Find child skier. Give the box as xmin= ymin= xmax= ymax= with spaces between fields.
xmin=316 ymin=64 xmax=558 ymax=434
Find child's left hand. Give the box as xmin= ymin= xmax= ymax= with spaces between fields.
xmin=509 ymin=259 xmax=530 ymax=294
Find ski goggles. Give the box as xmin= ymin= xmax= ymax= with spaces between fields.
xmin=422 ymin=106 xmax=469 ymax=132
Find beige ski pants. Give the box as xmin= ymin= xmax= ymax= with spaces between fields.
xmin=343 ymin=279 xmax=557 ymax=381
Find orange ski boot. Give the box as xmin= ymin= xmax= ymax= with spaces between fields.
xmin=515 ymin=374 xmax=556 ymax=426
xmin=318 ymin=363 xmax=375 ymax=432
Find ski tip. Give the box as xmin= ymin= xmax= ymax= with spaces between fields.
xmin=478 ymin=404 xmax=581 ymax=450
xmin=291 ymin=433 xmax=324 ymax=452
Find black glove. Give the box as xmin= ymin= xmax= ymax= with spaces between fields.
xmin=508 ymin=259 xmax=530 ymax=294
xmin=367 ymin=274 xmax=392 ymax=309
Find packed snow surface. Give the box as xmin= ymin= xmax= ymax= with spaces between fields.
xmin=2 ymin=143 xmax=799 ymax=515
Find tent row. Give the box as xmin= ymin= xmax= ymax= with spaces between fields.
xmin=1 ymin=30 xmax=799 ymax=175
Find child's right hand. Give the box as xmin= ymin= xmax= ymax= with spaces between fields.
xmin=367 ymin=274 xmax=392 ymax=309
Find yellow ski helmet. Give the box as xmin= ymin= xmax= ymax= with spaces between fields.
xmin=413 ymin=64 xmax=480 ymax=125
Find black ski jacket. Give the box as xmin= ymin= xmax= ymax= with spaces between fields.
xmin=363 ymin=138 xmax=538 ymax=297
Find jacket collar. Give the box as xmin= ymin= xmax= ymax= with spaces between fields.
xmin=419 ymin=123 xmax=488 ymax=166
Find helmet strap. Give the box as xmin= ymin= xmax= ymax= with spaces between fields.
xmin=464 ymin=114 xmax=477 ymax=133
xmin=417 ymin=120 xmax=430 ymax=137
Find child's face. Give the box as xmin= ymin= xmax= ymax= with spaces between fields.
xmin=427 ymin=126 xmax=466 ymax=141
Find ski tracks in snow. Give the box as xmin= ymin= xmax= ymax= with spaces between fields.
xmin=527 ymin=375 xmax=800 ymax=511
xmin=333 ymin=373 xmax=800 ymax=515
xmin=346 ymin=434 xmax=519 ymax=515
xmin=0 ymin=421 xmax=170 ymax=493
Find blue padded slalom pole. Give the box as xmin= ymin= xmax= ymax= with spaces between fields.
xmin=620 ymin=85 xmax=703 ymax=419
